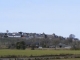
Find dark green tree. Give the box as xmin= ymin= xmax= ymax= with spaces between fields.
xmin=16 ymin=41 xmax=26 ymax=50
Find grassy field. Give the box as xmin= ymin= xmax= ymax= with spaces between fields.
xmin=0 ymin=49 xmax=80 ymax=56
xmin=0 ymin=49 xmax=80 ymax=60
xmin=53 ymin=58 xmax=80 ymax=60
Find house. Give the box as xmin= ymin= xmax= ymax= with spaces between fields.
xmin=59 ymin=43 xmax=71 ymax=48
xmin=34 ymin=34 xmax=44 ymax=38
xmin=8 ymin=33 xmax=21 ymax=38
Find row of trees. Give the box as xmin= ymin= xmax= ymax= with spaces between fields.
xmin=0 ymin=34 xmax=80 ymax=50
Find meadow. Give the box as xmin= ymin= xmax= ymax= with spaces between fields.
xmin=0 ymin=49 xmax=80 ymax=60
xmin=0 ymin=49 xmax=80 ymax=56
xmin=53 ymin=58 xmax=80 ymax=60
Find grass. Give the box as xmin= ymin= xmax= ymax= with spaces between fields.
xmin=0 ymin=49 xmax=80 ymax=56
xmin=53 ymin=58 xmax=80 ymax=60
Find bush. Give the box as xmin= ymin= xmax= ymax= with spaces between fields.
xmin=16 ymin=41 xmax=26 ymax=50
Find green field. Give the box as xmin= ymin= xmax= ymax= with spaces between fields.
xmin=0 ymin=49 xmax=80 ymax=56
xmin=53 ymin=58 xmax=80 ymax=60
xmin=0 ymin=49 xmax=80 ymax=60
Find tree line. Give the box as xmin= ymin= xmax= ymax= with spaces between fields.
xmin=0 ymin=34 xmax=80 ymax=50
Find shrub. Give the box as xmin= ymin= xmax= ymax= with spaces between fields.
xmin=16 ymin=41 xmax=26 ymax=50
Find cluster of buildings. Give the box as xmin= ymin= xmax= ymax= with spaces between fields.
xmin=0 ymin=32 xmax=45 ymax=39
xmin=0 ymin=31 xmax=79 ymax=49
xmin=0 ymin=30 xmax=79 ymax=40
xmin=0 ymin=30 xmax=57 ymax=39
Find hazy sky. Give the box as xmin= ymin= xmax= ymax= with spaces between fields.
xmin=0 ymin=0 xmax=80 ymax=38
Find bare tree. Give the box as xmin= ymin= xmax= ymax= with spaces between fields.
xmin=52 ymin=38 xmax=60 ymax=49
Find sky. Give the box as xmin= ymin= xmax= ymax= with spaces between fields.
xmin=0 ymin=0 xmax=80 ymax=38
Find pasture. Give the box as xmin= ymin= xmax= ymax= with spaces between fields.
xmin=53 ymin=58 xmax=80 ymax=60
xmin=0 ymin=49 xmax=80 ymax=60
xmin=0 ymin=49 xmax=80 ymax=56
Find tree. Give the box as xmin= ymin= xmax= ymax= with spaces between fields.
xmin=31 ymin=45 xmax=35 ymax=50
xmin=16 ymin=41 xmax=26 ymax=50
xmin=19 ymin=32 xmax=23 ymax=37
xmin=16 ymin=42 xmax=21 ymax=49
xmin=52 ymin=38 xmax=60 ymax=49
xmin=69 ymin=34 xmax=75 ymax=39
xmin=19 ymin=32 xmax=23 ymax=35
xmin=71 ymin=40 xmax=80 ymax=50
xmin=41 ymin=38 xmax=49 ymax=48
xmin=20 ymin=41 xmax=26 ymax=49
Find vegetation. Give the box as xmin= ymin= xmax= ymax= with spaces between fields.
xmin=0 ymin=49 xmax=80 ymax=56
xmin=0 ymin=34 xmax=80 ymax=50
xmin=0 ymin=49 xmax=80 ymax=60
xmin=16 ymin=41 xmax=26 ymax=50
xmin=53 ymin=58 xmax=80 ymax=60
xmin=0 ymin=33 xmax=80 ymax=60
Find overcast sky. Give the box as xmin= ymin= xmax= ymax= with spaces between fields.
xmin=0 ymin=0 xmax=80 ymax=38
